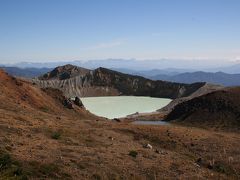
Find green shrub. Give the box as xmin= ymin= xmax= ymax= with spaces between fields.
xmin=22 ymin=161 xmax=69 ymax=179
xmin=0 ymin=152 xmax=28 ymax=179
xmin=129 ymin=150 xmax=138 ymax=158
xmin=0 ymin=153 xmax=11 ymax=169
xmin=39 ymin=163 xmax=59 ymax=176
xmin=40 ymin=106 xmax=49 ymax=112
xmin=51 ymin=131 xmax=61 ymax=140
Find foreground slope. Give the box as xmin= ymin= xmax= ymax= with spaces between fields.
xmin=165 ymin=87 xmax=240 ymax=131
xmin=33 ymin=64 xmax=206 ymax=99
xmin=0 ymin=69 xmax=240 ymax=179
xmin=0 ymin=69 xmax=91 ymax=118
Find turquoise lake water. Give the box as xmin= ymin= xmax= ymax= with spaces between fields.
xmin=81 ymin=96 xmax=171 ymax=119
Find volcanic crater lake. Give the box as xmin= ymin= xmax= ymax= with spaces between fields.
xmin=81 ymin=96 xmax=171 ymax=119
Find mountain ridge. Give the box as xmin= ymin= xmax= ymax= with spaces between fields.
xmin=0 ymin=66 xmax=52 ymax=78
xmin=2 ymin=64 xmax=240 ymax=87
xmin=39 ymin=64 xmax=90 ymax=80
xmin=33 ymin=64 xmax=209 ymax=99
xmin=2 ymin=59 xmax=237 ymax=71
xmin=151 ymin=71 xmax=240 ymax=86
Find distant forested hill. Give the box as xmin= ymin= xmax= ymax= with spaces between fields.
xmin=151 ymin=71 xmax=240 ymax=86
xmin=0 ymin=66 xmax=52 ymax=78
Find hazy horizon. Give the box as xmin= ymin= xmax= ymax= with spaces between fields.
xmin=1 ymin=58 xmax=240 ymax=73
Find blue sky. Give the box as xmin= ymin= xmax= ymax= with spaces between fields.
xmin=0 ymin=0 xmax=240 ymax=63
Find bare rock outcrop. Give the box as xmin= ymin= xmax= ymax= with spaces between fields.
xmin=74 ymin=97 xmax=83 ymax=107
xmin=39 ymin=64 xmax=90 ymax=80
xmin=33 ymin=65 xmax=207 ymax=99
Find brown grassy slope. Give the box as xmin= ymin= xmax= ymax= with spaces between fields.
xmin=0 ymin=69 xmax=95 ymax=117
xmin=165 ymin=87 xmax=240 ymax=131
xmin=0 ymin=69 xmax=58 ymax=111
xmin=0 ymin=69 xmax=240 ymax=179
xmin=0 ymin=69 xmax=98 ymax=179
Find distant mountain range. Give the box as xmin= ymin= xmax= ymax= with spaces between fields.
xmin=150 ymin=71 xmax=240 ymax=86
xmin=0 ymin=66 xmax=52 ymax=78
xmin=111 ymin=68 xmax=193 ymax=77
xmin=2 ymin=59 xmax=240 ymax=73
xmin=211 ymin=63 xmax=240 ymax=74
xmin=1 ymin=65 xmax=240 ymax=86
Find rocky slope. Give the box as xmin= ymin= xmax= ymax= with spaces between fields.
xmin=39 ymin=64 xmax=90 ymax=80
xmin=165 ymin=87 xmax=240 ymax=131
xmin=33 ymin=65 xmax=207 ymax=99
xmin=158 ymin=83 xmax=223 ymax=113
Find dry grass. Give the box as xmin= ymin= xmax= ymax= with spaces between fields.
xmin=0 ymin=69 xmax=239 ymax=179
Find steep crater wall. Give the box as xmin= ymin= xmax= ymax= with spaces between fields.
xmin=32 ymin=65 xmax=206 ymax=99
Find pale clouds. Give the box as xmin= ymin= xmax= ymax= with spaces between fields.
xmin=83 ymin=39 xmax=126 ymax=51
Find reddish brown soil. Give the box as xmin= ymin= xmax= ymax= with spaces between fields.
xmin=0 ymin=70 xmax=239 ymax=179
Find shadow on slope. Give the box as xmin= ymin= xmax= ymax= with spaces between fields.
xmin=165 ymin=87 xmax=240 ymax=131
